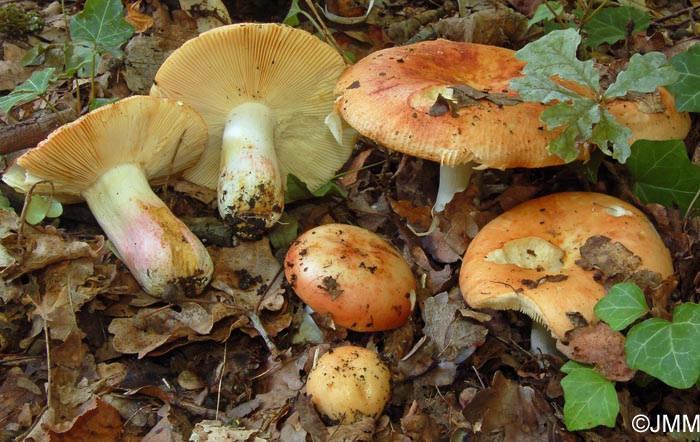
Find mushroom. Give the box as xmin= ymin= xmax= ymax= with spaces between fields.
xmin=306 ymin=345 xmax=391 ymax=424
xmin=284 ymin=223 xmax=416 ymax=332
xmin=2 ymin=96 xmax=214 ymax=299
xmin=150 ymin=23 xmax=356 ymax=239
xmin=459 ymin=192 xmax=674 ymax=352
xmin=334 ymin=39 xmax=691 ymax=211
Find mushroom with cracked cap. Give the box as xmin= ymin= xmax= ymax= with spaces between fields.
xmin=150 ymin=23 xmax=356 ymax=239
xmin=334 ymin=39 xmax=690 ymax=211
xmin=285 ymin=223 xmax=416 ymax=332
xmin=2 ymin=95 xmax=213 ymax=299
xmin=459 ymin=192 xmax=674 ymax=352
xmin=306 ymin=345 xmax=391 ymax=424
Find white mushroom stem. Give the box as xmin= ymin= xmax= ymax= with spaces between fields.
xmin=218 ymin=102 xmax=285 ymax=237
xmin=433 ymin=163 xmax=475 ymax=212
xmin=82 ymin=163 xmax=213 ymax=298
xmin=530 ymin=321 xmax=559 ymax=357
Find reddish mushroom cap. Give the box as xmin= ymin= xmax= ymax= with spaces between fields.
xmin=285 ymin=223 xmax=416 ymax=332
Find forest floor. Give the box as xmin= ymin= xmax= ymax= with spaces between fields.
xmin=1 ymin=0 xmax=700 ymax=441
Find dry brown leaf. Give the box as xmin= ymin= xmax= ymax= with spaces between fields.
xmin=400 ymin=401 xmax=441 ymax=442
xmin=109 ymin=302 xmax=215 ymax=358
xmin=126 ymin=1 xmax=154 ymax=33
xmin=388 ymin=198 xmax=433 ymax=232
xmin=29 ymin=396 xmax=123 ymax=442
xmin=209 ymin=239 xmax=283 ymax=312
xmin=462 ymin=371 xmax=559 ymax=441
xmin=557 ymin=322 xmax=636 ymax=382
xmin=0 ymin=367 xmax=44 ymax=428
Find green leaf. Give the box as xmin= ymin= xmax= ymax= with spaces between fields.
xmin=583 ymin=6 xmax=650 ymax=48
xmin=0 ymin=192 xmax=11 ymax=211
xmin=539 ymin=98 xmax=599 ymax=162
xmin=594 ymin=282 xmax=649 ymax=331
xmin=604 ymin=52 xmax=679 ymax=99
xmin=283 ymin=0 xmax=302 ymax=26
xmin=527 ymin=1 xmax=564 ymax=28
xmin=64 ymin=42 xmax=97 ymax=78
xmin=509 ymin=75 xmax=582 ymax=104
xmin=589 ymin=108 xmax=632 ymax=162
xmin=25 ymin=195 xmax=63 ymax=225
xmin=268 ymin=212 xmax=299 ymax=249
xmin=667 ymin=44 xmax=700 ymax=112
xmin=561 ymin=361 xmax=619 ymax=430
xmin=90 ymin=97 xmax=118 ymax=110
xmin=626 ymin=139 xmax=700 ymax=216
xmin=285 ymin=174 xmax=347 ymax=203
xmin=0 ymin=67 xmax=55 ymax=113
xmin=626 ymin=303 xmax=700 ymax=388
xmin=70 ymin=0 xmax=135 ymax=55
xmin=514 ymin=28 xmax=600 ymax=93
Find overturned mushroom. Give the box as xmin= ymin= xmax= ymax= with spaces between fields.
xmin=2 ymin=96 xmax=213 ymax=299
xmin=285 ymin=223 xmax=416 ymax=332
xmin=150 ymin=23 xmax=356 ymax=239
xmin=334 ymin=40 xmax=690 ymax=211
xmin=459 ymin=192 xmax=674 ymax=348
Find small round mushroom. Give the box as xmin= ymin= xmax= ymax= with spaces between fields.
xmin=150 ymin=23 xmax=356 ymax=238
xmin=2 ymin=96 xmax=213 ymax=299
xmin=334 ymin=40 xmax=691 ymax=211
xmin=306 ymin=345 xmax=391 ymax=424
xmin=285 ymin=223 xmax=416 ymax=332
xmin=459 ymin=192 xmax=674 ymax=345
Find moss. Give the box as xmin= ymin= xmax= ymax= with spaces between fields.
xmin=0 ymin=5 xmax=44 ymax=37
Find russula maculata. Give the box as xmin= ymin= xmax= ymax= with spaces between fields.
xmin=2 ymin=96 xmax=213 ymax=299
xmin=334 ymin=40 xmax=690 ymax=211
xmin=306 ymin=345 xmax=391 ymax=424
xmin=150 ymin=23 xmax=356 ymax=239
xmin=459 ymin=192 xmax=674 ymax=348
xmin=285 ymin=223 xmax=416 ymax=332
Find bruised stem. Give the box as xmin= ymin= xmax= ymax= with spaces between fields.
xmin=82 ymin=163 xmax=213 ymax=298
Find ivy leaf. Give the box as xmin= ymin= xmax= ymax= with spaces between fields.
xmin=70 ymin=0 xmax=135 ymax=55
xmin=582 ymin=6 xmax=650 ymax=48
xmin=604 ymin=52 xmax=679 ymax=99
xmin=514 ymin=28 xmax=600 ymax=93
xmin=561 ymin=361 xmax=619 ymax=431
xmin=590 ymin=108 xmax=632 ymax=162
xmin=0 ymin=67 xmax=55 ymax=113
xmin=626 ymin=303 xmax=700 ymax=389
xmin=667 ymin=44 xmax=700 ymax=112
xmin=626 ymin=140 xmax=700 ymax=216
xmin=594 ymin=282 xmax=649 ymax=331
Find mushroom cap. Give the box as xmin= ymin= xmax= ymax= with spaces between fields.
xmin=285 ymin=223 xmax=416 ymax=332
xmin=306 ymin=345 xmax=391 ymax=424
xmin=334 ymin=39 xmax=690 ymax=168
xmin=3 ymin=96 xmax=207 ymax=203
xmin=459 ymin=192 xmax=674 ymax=340
xmin=150 ymin=22 xmax=355 ymax=191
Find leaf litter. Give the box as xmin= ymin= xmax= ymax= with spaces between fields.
xmin=1 ymin=0 xmax=700 ymax=440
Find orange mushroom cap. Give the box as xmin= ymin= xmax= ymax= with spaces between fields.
xmin=459 ymin=192 xmax=674 ymax=340
xmin=335 ymin=39 xmax=690 ymax=169
xmin=285 ymin=223 xmax=416 ymax=332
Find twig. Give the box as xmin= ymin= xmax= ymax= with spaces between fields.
xmin=652 ymin=4 xmax=700 ymax=24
